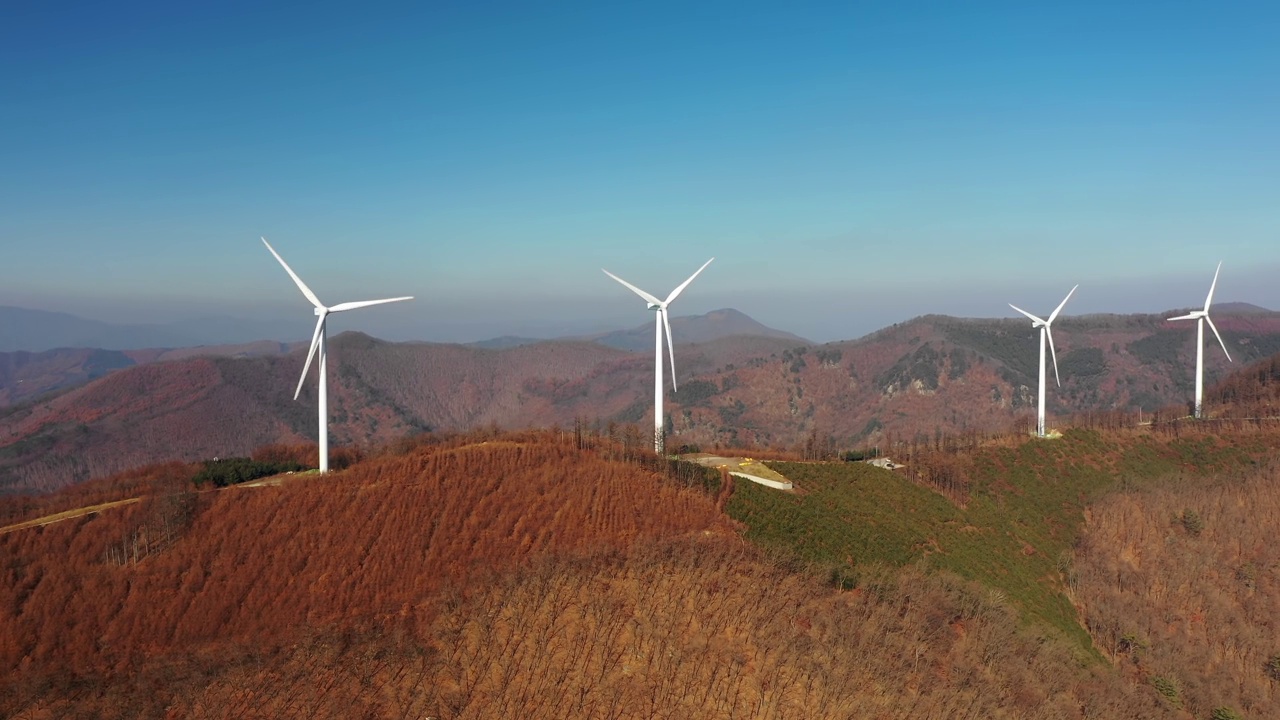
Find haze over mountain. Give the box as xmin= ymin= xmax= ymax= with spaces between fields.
xmin=0 ymin=306 xmax=306 ymax=353
xmin=0 ymin=305 xmax=803 ymax=354
xmin=0 ymin=307 xmax=800 ymax=406
xmin=5 ymin=304 xmax=1280 ymax=494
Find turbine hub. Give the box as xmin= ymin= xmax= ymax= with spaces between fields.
xmin=314 ymin=307 xmax=329 ymax=316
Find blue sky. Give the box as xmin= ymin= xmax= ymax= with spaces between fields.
xmin=2 ymin=1 xmax=1277 ymax=342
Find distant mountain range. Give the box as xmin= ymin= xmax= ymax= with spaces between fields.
xmin=466 ymin=308 xmax=809 ymax=351
xmin=0 ymin=306 xmax=305 ymax=353
xmin=4 ymin=303 xmax=1280 ymax=494
xmin=0 ymin=308 xmax=802 ymax=407
xmin=0 ymin=304 xmax=806 ymax=355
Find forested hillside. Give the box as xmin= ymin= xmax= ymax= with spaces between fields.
xmin=1074 ymin=469 xmax=1280 ymax=719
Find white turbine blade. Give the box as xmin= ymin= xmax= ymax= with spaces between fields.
xmin=1008 ymin=304 xmax=1045 ymax=325
xmin=1046 ymin=327 xmax=1062 ymax=387
xmin=1166 ymin=313 xmax=1199 ymax=322
xmin=294 ymin=315 xmax=325 ymax=400
xmin=1205 ymin=315 xmax=1232 ymax=362
xmin=329 ymin=296 xmax=414 ymax=313
xmin=662 ymin=308 xmax=678 ymax=392
xmin=664 ymin=257 xmax=715 ymax=304
xmin=1204 ymin=261 xmax=1222 ymax=311
xmin=262 ymin=237 xmax=324 ymax=309
xmin=1047 ymin=284 xmax=1078 ymax=325
xmin=602 ymin=269 xmax=662 ymax=306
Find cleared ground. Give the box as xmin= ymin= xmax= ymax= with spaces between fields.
xmin=682 ymin=454 xmax=794 ymax=489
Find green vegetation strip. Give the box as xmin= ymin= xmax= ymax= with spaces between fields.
xmin=726 ymin=428 xmax=1264 ymax=657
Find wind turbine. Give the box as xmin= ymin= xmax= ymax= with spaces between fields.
xmin=602 ymin=258 xmax=714 ymax=455
xmin=1167 ymin=262 xmax=1231 ymax=419
xmin=1009 ymin=285 xmax=1078 ymax=437
xmin=261 ymin=237 xmax=412 ymax=472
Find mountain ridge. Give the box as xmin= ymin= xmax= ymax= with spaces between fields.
xmin=5 ymin=305 xmax=1280 ymax=494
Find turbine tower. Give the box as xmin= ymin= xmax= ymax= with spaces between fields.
xmin=602 ymin=258 xmax=714 ymax=455
xmin=1167 ymin=262 xmax=1232 ymax=419
xmin=262 ymin=237 xmax=412 ymax=472
xmin=1009 ymin=285 xmax=1078 ymax=437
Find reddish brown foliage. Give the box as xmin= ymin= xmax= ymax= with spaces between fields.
xmin=4 ymin=542 xmax=1168 ymax=719
xmin=0 ymin=431 xmax=732 ymax=679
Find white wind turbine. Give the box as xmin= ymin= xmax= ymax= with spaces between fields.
xmin=1167 ymin=262 xmax=1231 ymax=419
xmin=1009 ymin=285 xmax=1078 ymax=437
xmin=262 ymin=237 xmax=412 ymax=472
xmin=602 ymin=258 xmax=714 ymax=455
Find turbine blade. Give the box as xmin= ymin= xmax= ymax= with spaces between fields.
xmin=328 ymin=296 xmax=414 ymax=313
xmin=1204 ymin=261 xmax=1222 ymax=311
xmin=664 ymin=257 xmax=715 ymax=304
xmin=1008 ymin=304 xmax=1045 ymax=325
xmin=663 ymin=308 xmax=678 ymax=392
xmin=262 ymin=237 xmax=324 ymax=309
xmin=1046 ymin=326 xmax=1062 ymax=387
xmin=295 ymin=315 xmax=325 ymax=400
xmin=1205 ymin=315 xmax=1232 ymax=362
xmin=1166 ymin=313 xmax=1198 ymax=322
xmin=602 ymin=269 xmax=662 ymax=305
xmin=1047 ymin=284 xmax=1078 ymax=325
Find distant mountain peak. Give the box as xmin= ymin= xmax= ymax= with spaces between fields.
xmin=588 ymin=308 xmax=810 ymax=352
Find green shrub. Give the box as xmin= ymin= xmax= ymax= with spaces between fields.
xmin=1180 ymin=508 xmax=1204 ymax=537
xmin=1150 ymin=675 xmax=1181 ymax=707
xmin=1266 ymin=653 xmax=1280 ymax=681
xmin=192 ymin=457 xmax=308 ymax=487
xmin=1209 ymin=706 xmax=1244 ymax=720
xmin=675 ymin=380 xmax=719 ymax=407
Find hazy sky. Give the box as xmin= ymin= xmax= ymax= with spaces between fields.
xmin=3 ymin=1 xmax=1278 ymax=343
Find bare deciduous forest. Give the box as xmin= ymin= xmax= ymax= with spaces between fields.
xmin=7 ymin=541 xmax=1174 ymax=719
xmin=1074 ymin=467 xmax=1280 ymax=719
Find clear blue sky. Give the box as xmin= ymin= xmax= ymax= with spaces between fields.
xmin=2 ymin=1 xmax=1278 ymax=342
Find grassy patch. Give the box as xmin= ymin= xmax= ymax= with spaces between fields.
xmin=726 ymin=428 xmax=1271 ymax=657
